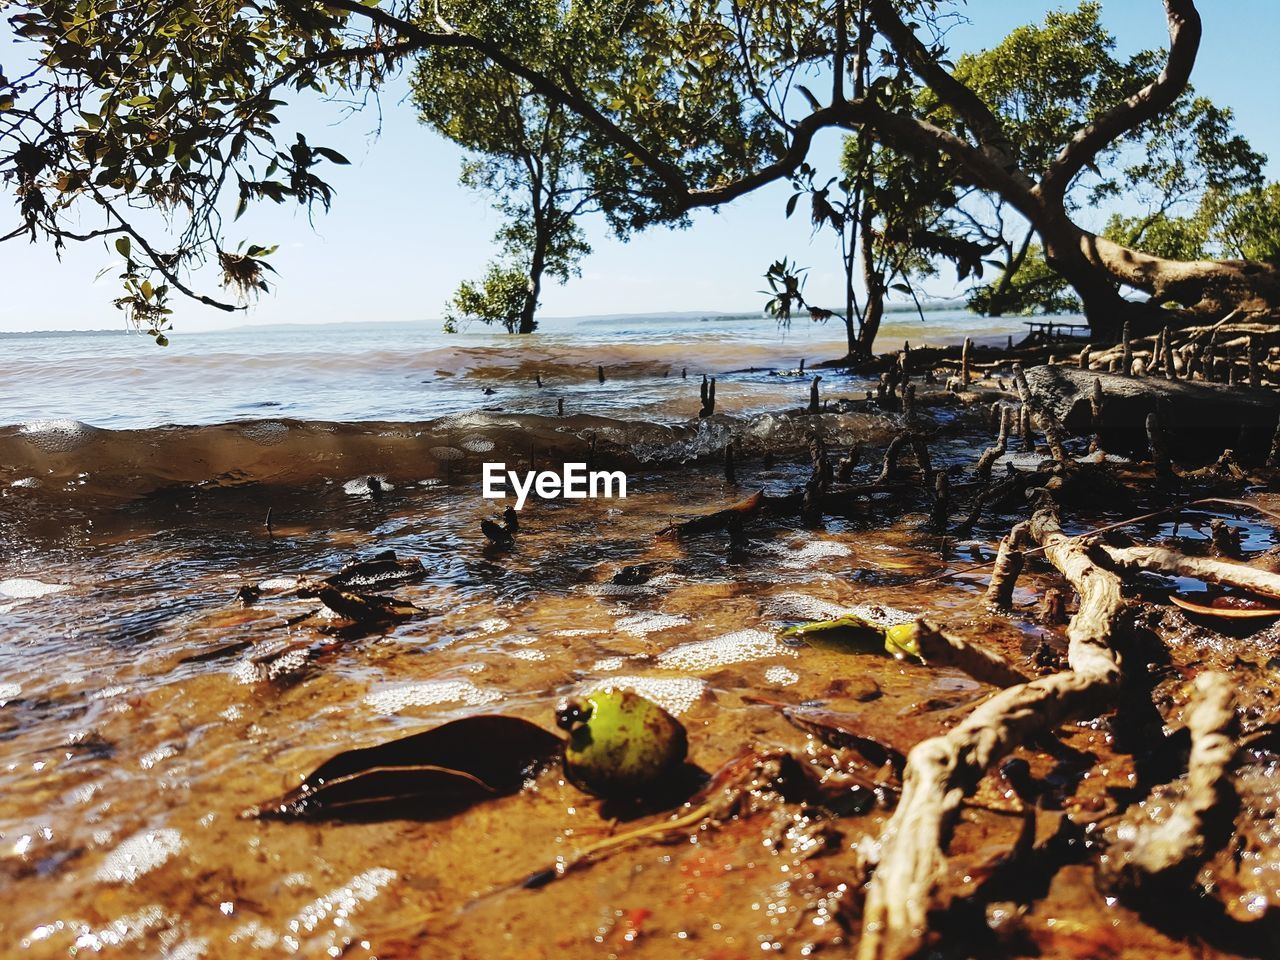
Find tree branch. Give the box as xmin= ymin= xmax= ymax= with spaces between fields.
xmin=1040 ymin=0 xmax=1202 ymax=199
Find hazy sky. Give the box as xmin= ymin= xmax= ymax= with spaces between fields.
xmin=2 ymin=1 xmax=1276 ymax=333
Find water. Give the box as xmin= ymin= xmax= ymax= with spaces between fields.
xmin=12 ymin=305 xmax=1267 ymax=958
xmin=0 ymin=309 xmax=1039 ymax=429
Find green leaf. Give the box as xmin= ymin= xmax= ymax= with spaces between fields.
xmin=115 ymin=236 xmax=131 ymax=258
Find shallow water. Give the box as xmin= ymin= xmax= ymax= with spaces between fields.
xmin=4 ymin=315 xmax=1279 ymax=958
xmin=0 ymin=309 xmax=1038 ymax=429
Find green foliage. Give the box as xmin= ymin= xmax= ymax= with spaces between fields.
xmin=966 ymin=245 xmax=1081 ymax=316
xmin=761 ymin=258 xmax=808 ymax=324
xmin=1206 ymin=184 xmax=1280 ymax=262
xmin=944 ymin=1 xmax=1265 ymax=313
xmin=443 ymin=262 xmax=532 ymax=334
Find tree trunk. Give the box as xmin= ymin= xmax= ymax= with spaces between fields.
xmin=985 ymin=229 xmax=1033 ymax=317
xmin=857 ymin=205 xmax=884 ymax=356
xmin=518 ymin=217 xmax=549 ymax=335
xmin=1033 ymin=202 xmax=1280 ymax=340
xmin=843 ymin=232 xmax=858 ymax=358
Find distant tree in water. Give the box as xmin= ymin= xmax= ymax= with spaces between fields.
xmin=414 ymin=27 xmax=599 ymax=334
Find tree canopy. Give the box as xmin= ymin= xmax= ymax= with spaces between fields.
xmin=4 ymin=0 xmax=1280 ymax=339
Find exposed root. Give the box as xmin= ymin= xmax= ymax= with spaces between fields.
xmin=1100 ymin=543 xmax=1280 ymax=601
xmin=912 ymin=620 xmax=1029 ymax=688
xmin=984 ymin=521 xmax=1028 ymax=609
xmin=855 ymin=505 xmax=1125 ymax=960
xmin=1102 ymin=671 xmax=1237 ymax=886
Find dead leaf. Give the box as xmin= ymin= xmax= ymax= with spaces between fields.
xmin=247 ymin=715 xmax=562 ymax=822
xmin=1170 ymin=592 xmax=1280 ymax=620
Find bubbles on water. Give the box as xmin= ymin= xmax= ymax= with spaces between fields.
xmin=364 ymin=679 xmax=502 ymax=714
xmin=765 ymin=666 xmax=800 ymax=686
xmin=430 ymin=445 xmax=466 ymax=462
xmin=657 ymin=629 xmax=796 ymax=671
xmin=285 ymin=867 xmax=397 ymax=948
xmin=342 ymin=475 xmax=393 ymax=497
xmin=764 ymin=592 xmax=916 ymax=626
xmin=95 ymin=828 xmax=185 ymax=883
xmin=257 ymin=577 xmax=298 ymax=591
xmin=615 ymin=611 xmax=688 ymax=636
xmin=0 ymin=578 xmax=70 ymax=599
xmin=0 ymin=681 xmax=21 ymax=704
xmin=592 ymin=656 xmax=626 ymax=671
xmin=461 ymin=435 xmax=496 ymax=453
xmin=23 ymin=905 xmax=178 ymax=952
xmin=18 ymin=419 xmax=98 ymax=453
xmin=759 ymin=539 xmax=852 ymax=569
xmin=9 ymin=477 xmax=39 ymax=488
xmin=239 ymin=421 xmax=290 ymax=446
xmin=580 ymin=676 xmax=707 ymax=716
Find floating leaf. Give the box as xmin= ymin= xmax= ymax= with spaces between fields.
xmin=247 ymin=716 xmax=562 ymax=821
xmin=1170 ymin=592 xmax=1280 ymax=620
xmin=782 ymin=615 xmax=920 ymax=658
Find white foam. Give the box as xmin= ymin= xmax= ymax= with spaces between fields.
xmin=0 ymin=578 xmax=70 ymax=599
xmin=240 ymin=421 xmax=289 ymax=446
xmin=764 ymin=593 xmax=915 ymax=626
xmin=342 ymin=475 xmax=393 ymax=496
xmin=96 ymin=829 xmax=185 ymax=883
xmin=592 ymin=656 xmax=626 ymax=671
xmin=19 ymin=419 xmax=97 ymax=452
xmin=765 ymin=666 xmax=800 ymax=686
xmin=657 ymin=629 xmax=796 ymax=671
xmin=615 ymin=611 xmax=688 ymax=636
xmin=0 ymin=682 xmax=21 ymax=704
xmin=760 ymin=539 xmax=852 ymax=569
xmin=364 ymin=680 xmax=501 ymax=713
xmin=429 ymin=445 xmax=465 ymax=462
xmin=580 ymin=676 xmax=707 ymax=716
xmin=460 ymin=435 xmax=496 ymax=453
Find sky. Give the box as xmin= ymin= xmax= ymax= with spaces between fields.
xmin=1 ymin=1 xmax=1278 ymax=333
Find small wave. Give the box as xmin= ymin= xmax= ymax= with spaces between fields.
xmin=0 ymin=408 xmax=894 ymax=501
